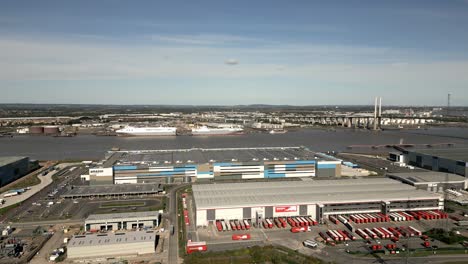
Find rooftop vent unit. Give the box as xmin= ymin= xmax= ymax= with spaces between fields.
xmin=187 ymin=160 xmax=193 ymax=163
xmin=252 ymin=158 xmax=259 ymax=161
xmin=164 ymin=161 xmax=170 ymax=164
xmin=294 ymin=157 xmax=299 ymax=160
xmin=283 ymin=157 xmax=289 ymax=160
xmin=209 ymin=159 xmax=216 ymax=162
xmin=176 ymin=160 xmax=182 ymax=164
xmin=273 ymin=157 xmax=279 ymax=161
xmin=232 ymin=159 xmax=238 ymax=162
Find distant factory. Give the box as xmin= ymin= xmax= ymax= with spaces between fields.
xmin=388 ymin=172 xmax=467 ymax=192
xmin=390 ymin=147 xmax=468 ymax=177
xmin=0 ymin=156 xmax=37 ymax=187
xmin=84 ymin=147 xmax=342 ymax=185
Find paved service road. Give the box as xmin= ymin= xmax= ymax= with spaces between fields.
xmin=0 ymin=163 xmax=82 ymax=210
xmin=168 ymin=184 xmax=190 ymax=264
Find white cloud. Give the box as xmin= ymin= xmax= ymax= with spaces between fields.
xmin=150 ymin=34 xmax=262 ymax=45
xmin=0 ymin=35 xmax=468 ymax=99
xmin=225 ymin=58 xmax=239 ymax=65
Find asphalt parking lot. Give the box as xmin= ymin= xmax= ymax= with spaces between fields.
xmin=197 ymin=217 xmax=462 ymax=255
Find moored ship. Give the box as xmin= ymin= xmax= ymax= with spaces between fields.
xmin=191 ymin=126 xmax=243 ymax=136
xmin=115 ymin=126 xmax=177 ymax=136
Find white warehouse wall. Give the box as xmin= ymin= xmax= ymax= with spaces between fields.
xmin=197 ymin=210 xmax=207 ymax=226
xmin=215 ymin=208 xmax=243 ymax=220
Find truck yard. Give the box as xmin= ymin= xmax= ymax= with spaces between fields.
xmin=181 ymin=181 xmax=468 ymax=263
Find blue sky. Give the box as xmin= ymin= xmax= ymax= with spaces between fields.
xmin=1 ymin=0 xmax=468 ymax=106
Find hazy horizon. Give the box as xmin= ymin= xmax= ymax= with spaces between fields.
xmin=1 ymin=1 xmax=468 ymax=106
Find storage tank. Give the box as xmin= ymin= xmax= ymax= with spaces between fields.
xmin=43 ymin=126 xmax=60 ymax=134
xmin=29 ymin=126 xmax=44 ymax=134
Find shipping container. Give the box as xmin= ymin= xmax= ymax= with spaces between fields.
xmin=216 ymin=221 xmax=223 ymax=232
xmin=293 ymin=217 xmax=301 ymax=227
xmin=366 ymin=214 xmax=375 ymax=223
xmin=239 ymin=220 xmax=245 ymax=230
xmin=231 ymin=221 xmax=237 ymax=230
xmin=373 ymin=228 xmax=386 ymax=239
xmin=332 ymin=230 xmax=343 ymax=241
xmin=337 ymin=230 xmax=350 ymax=241
xmin=342 ymin=230 xmax=357 ymax=240
xmin=319 ymin=232 xmax=332 ymax=242
xmin=301 ymin=217 xmax=310 ymax=226
xmin=388 ymin=227 xmax=401 ymax=238
xmin=327 ymin=230 xmax=339 ymax=241
xmin=297 ymin=217 xmax=305 ymax=227
xmin=338 ymin=215 xmax=348 ymax=224
xmin=266 ymin=219 xmax=273 ymax=228
xmin=408 ymin=211 xmax=421 ymax=220
xmin=381 ymin=227 xmax=394 ymax=238
xmin=344 ymin=222 xmax=354 ymax=232
xmin=365 ymin=228 xmax=377 ymax=239
xmin=408 ymin=226 xmax=422 ymax=236
xmin=244 ymin=220 xmax=251 ymax=230
xmin=329 ymin=215 xmax=339 ymax=225
xmin=356 ymin=229 xmax=369 ymax=239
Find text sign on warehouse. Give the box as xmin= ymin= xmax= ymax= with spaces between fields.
xmin=275 ymin=206 xmax=297 ymax=213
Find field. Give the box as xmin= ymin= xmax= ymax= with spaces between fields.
xmin=183 ymin=245 xmax=326 ymax=264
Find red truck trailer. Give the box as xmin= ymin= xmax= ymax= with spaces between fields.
xmin=232 ymin=234 xmax=251 ymax=240
xmin=187 ymin=241 xmax=207 ymax=254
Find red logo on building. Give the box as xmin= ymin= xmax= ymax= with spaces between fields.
xmin=275 ymin=206 xmax=297 ymax=213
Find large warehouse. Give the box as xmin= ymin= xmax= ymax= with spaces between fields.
xmin=192 ymin=178 xmax=443 ymax=227
xmin=401 ymin=148 xmax=468 ymax=176
xmin=67 ymin=231 xmax=156 ymax=259
xmin=88 ymin=147 xmax=342 ymax=185
xmin=0 ymin=156 xmax=30 ymax=187
xmin=387 ymin=172 xmax=468 ymax=192
xmin=85 ymin=211 xmax=160 ymax=231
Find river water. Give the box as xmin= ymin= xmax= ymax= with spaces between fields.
xmin=0 ymin=127 xmax=467 ymax=160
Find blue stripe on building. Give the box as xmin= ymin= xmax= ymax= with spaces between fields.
xmin=317 ymin=164 xmax=337 ymax=169
xmin=113 ymin=165 xmax=138 ymax=171
xmin=293 ymin=160 xmax=316 ymax=165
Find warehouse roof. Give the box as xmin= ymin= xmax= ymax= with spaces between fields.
xmin=410 ymin=148 xmax=468 ymax=162
xmin=106 ymin=147 xmax=331 ymax=166
xmin=68 ymin=231 xmax=155 ymax=248
xmin=193 ymin=178 xmax=442 ymax=209
xmin=387 ymin=172 xmax=467 ymax=184
xmin=0 ymin=156 xmax=27 ymax=167
xmin=61 ymin=184 xmax=163 ymax=198
xmin=86 ymin=211 xmax=159 ymax=222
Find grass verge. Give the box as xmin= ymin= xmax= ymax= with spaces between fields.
xmin=0 ymin=203 xmax=21 ymax=216
xmin=183 ymin=245 xmax=325 ymax=264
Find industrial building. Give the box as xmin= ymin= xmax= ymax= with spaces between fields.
xmin=67 ymin=231 xmax=156 ymax=259
xmin=396 ymin=148 xmax=468 ymax=177
xmin=85 ymin=211 xmax=160 ymax=231
xmin=387 ymin=172 xmax=468 ymax=192
xmin=88 ymin=147 xmax=342 ymax=185
xmin=61 ymin=184 xmax=163 ymax=199
xmin=0 ymin=156 xmax=30 ymax=187
xmin=192 ymin=178 xmax=443 ymax=226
